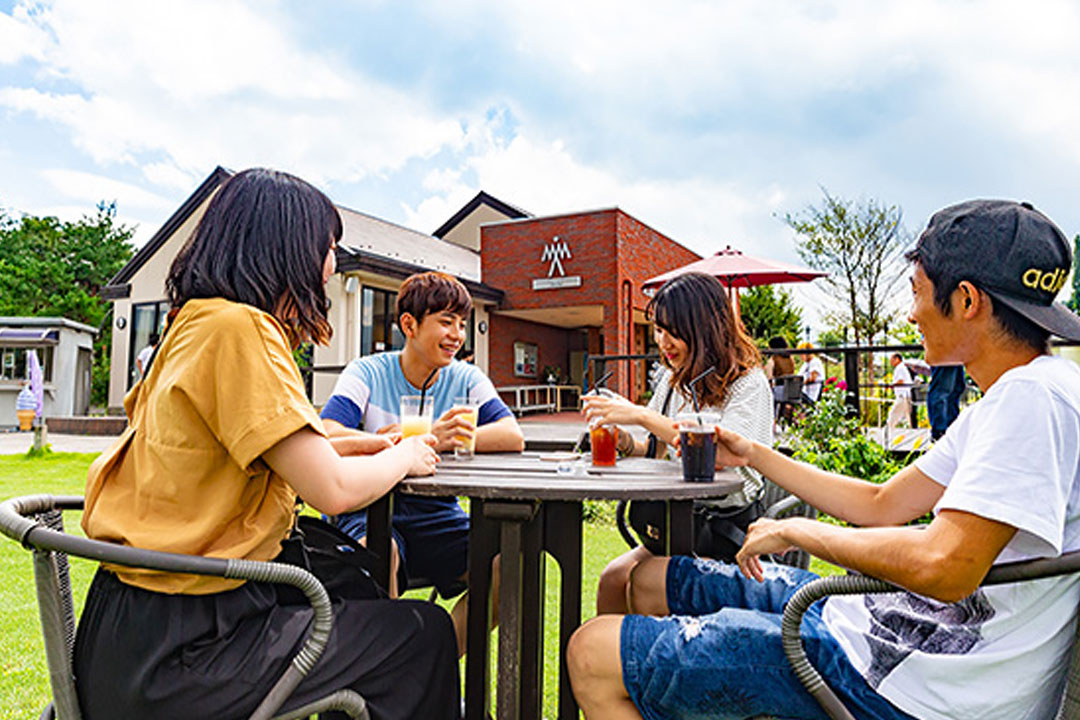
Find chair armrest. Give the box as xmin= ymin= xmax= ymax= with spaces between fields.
xmin=765 ymin=494 xmax=805 ymax=519
xmin=0 ymin=494 xmax=354 ymax=720
xmin=781 ymin=549 xmax=1080 ymax=720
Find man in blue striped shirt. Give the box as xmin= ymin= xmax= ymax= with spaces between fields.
xmin=322 ymin=271 xmax=523 ymax=654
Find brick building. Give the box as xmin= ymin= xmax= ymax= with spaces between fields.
xmin=440 ymin=197 xmax=700 ymax=401
xmin=101 ymin=173 xmax=700 ymax=412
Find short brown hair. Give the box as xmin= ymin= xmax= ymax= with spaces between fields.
xmin=396 ymin=272 xmax=472 ymax=326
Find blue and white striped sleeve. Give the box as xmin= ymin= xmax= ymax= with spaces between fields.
xmin=469 ymin=371 xmax=513 ymax=426
xmin=320 ymin=361 xmax=372 ymax=429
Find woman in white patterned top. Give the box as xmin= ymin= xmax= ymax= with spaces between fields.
xmin=583 ymin=272 xmax=773 ymax=614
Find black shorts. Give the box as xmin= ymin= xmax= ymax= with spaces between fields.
xmin=73 ymin=569 xmax=459 ymax=720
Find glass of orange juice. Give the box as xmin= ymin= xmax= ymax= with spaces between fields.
xmin=400 ymin=395 xmax=434 ymax=439
xmin=452 ymin=396 xmax=480 ymax=459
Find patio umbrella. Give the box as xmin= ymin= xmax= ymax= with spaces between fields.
xmin=642 ymin=245 xmax=827 ymax=292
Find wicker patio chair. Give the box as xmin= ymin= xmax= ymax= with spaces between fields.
xmin=0 ymin=494 xmax=369 ymax=720
xmin=782 ymin=549 xmax=1080 ymax=720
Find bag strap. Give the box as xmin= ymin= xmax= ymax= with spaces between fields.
xmin=645 ymin=383 xmax=675 ymax=459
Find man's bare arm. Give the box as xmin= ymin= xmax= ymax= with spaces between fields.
xmin=737 ymin=509 xmax=1017 ymax=603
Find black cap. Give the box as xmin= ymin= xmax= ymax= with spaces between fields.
xmin=916 ymin=199 xmax=1080 ymax=342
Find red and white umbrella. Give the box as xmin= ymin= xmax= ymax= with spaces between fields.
xmin=642 ymin=245 xmax=826 ymax=292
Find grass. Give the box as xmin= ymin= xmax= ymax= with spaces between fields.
xmin=0 ymin=452 xmax=842 ymax=719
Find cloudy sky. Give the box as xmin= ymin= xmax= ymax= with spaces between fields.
xmin=3 ymin=0 xmax=1080 ymax=328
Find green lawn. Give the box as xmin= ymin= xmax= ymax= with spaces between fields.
xmin=0 ymin=452 xmax=840 ymax=719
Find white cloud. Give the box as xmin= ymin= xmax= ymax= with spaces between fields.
xmin=39 ymin=168 xmax=174 ymax=211
xmin=0 ymin=4 xmax=48 ymax=64
xmin=0 ymin=0 xmax=465 ymax=188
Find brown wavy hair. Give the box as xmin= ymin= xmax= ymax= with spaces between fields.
xmin=166 ymin=168 xmax=340 ymax=345
xmin=647 ymin=272 xmax=760 ymax=408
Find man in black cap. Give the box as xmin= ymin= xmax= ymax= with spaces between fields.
xmin=568 ymin=200 xmax=1080 ymax=720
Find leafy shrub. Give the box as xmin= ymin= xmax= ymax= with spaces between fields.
xmin=787 ymin=380 xmax=905 ymax=485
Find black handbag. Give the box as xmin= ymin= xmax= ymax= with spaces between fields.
xmin=275 ymin=515 xmax=387 ymax=604
xmin=628 ymin=498 xmax=763 ymax=562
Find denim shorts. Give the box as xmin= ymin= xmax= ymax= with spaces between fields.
xmin=329 ymin=493 xmax=469 ymax=598
xmin=620 ymin=557 xmax=916 ymax=720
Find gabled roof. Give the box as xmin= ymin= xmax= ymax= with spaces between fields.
xmin=432 ymin=190 xmax=530 ymax=239
xmin=99 ymin=167 xmax=502 ymax=302
xmin=102 ymin=166 xmax=232 ymax=299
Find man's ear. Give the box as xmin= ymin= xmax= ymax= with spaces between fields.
xmin=956 ymin=281 xmax=981 ymax=318
xmin=400 ymin=312 xmax=417 ymax=339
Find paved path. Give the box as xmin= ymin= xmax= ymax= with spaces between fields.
xmin=0 ymin=430 xmax=117 ymax=455
xmin=0 ymin=413 xmax=606 ymax=456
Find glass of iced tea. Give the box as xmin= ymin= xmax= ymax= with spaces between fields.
xmin=677 ymin=412 xmax=720 ymax=482
xmin=400 ymin=395 xmax=434 ymax=439
xmin=589 ymin=421 xmax=618 ymax=467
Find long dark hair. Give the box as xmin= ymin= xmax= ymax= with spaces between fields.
xmin=647 ymin=272 xmax=760 ymax=407
xmin=166 ymin=168 xmax=341 ymax=345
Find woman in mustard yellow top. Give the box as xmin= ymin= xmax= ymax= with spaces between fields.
xmin=73 ymin=169 xmax=459 ymax=720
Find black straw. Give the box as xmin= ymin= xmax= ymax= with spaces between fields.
xmin=688 ymin=367 xmax=716 ymax=417
xmin=589 ymin=370 xmax=614 ymax=395
xmin=419 ymin=367 xmax=438 ymax=415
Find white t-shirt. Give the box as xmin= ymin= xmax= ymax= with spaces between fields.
xmin=892 ymin=362 xmax=913 ymax=400
xmin=136 ymin=344 xmax=154 ymax=376
xmin=648 ymin=366 xmax=773 ymax=507
xmin=823 ymin=354 xmax=1080 ymax=720
xmin=799 ymin=355 xmax=826 ymax=401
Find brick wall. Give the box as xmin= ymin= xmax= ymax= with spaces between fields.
xmin=480 ymin=209 xmax=701 ymax=397
xmin=487 ymin=313 xmax=572 ymax=388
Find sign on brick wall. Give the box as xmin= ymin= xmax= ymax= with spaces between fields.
xmin=533 ymin=235 xmax=582 ymax=290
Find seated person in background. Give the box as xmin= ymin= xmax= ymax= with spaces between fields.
xmin=887 ymin=351 xmax=915 ymax=429
xmin=797 ymin=341 xmax=825 ymax=402
xmin=74 ymin=168 xmax=458 ymax=720
xmin=764 ymin=335 xmax=795 ymax=380
xmin=321 ymin=271 xmax=524 ymax=653
xmin=581 ymin=272 xmax=773 ymax=615
xmin=567 ymin=199 xmax=1080 ymax=720
xmin=135 ymin=332 xmax=159 ymax=378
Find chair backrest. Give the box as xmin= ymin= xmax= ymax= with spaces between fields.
xmin=761 ymin=479 xmax=817 ymax=570
xmin=0 ymin=495 xmax=369 ymax=720
xmin=1056 ymin=605 xmax=1080 ymax=719
xmin=781 ymin=549 xmax=1080 ymax=720
xmin=32 ymin=508 xmax=82 ymax=720
xmin=775 ymin=375 xmax=804 ymax=404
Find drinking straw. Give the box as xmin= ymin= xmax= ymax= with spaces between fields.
xmin=418 ymin=367 xmax=439 ymax=415
xmin=589 ymin=370 xmax=614 ymax=394
xmin=688 ymin=367 xmax=716 ymax=419
xmin=574 ymin=370 xmax=616 ymax=455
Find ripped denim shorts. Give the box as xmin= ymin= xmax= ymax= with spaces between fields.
xmin=620 ymin=557 xmax=915 ymax=720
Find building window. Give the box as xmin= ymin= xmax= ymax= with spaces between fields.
xmin=129 ymin=301 xmax=169 ymax=389
xmin=361 ymin=287 xmax=405 ymax=356
xmin=0 ymin=346 xmax=54 ymax=382
xmin=514 ymin=341 xmax=538 ymax=378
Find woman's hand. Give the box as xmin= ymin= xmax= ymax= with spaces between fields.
xmin=395 ymin=434 xmax=439 ymax=476
xmin=735 ymin=518 xmax=796 ymax=581
xmin=582 ymin=393 xmax=642 ymax=427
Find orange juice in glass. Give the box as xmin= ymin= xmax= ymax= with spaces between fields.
xmin=452 ymin=396 xmax=480 ymax=459
xmin=400 ymin=395 xmax=434 ymax=439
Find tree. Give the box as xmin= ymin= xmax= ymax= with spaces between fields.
xmin=738 ymin=285 xmax=803 ymax=346
xmin=0 ymin=202 xmax=135 ymax=406
xmin=784 ymin=190 xmax=910 ymax=346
